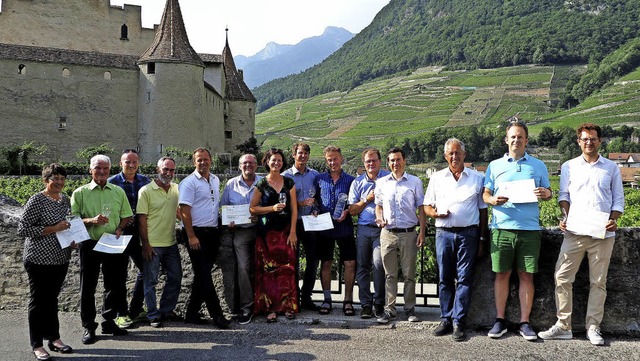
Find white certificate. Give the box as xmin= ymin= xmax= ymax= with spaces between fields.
xmin=302 ymin=212 xmax=334 ymax=231
xmin=496 ymin=179 xmax=538 ymax=203
xmin=222 ymin=204 xmax=252 ymax=225
xmin=566 ymin=208 xmax=609 ymax=239
xmin=93 ymin=233 xmax=132 ymax=254
xmin=55 ymin=217 xmax=90 ymax=249
xmin=435 ymin=199 xmax=451 ymax=216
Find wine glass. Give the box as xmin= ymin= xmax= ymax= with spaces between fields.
xmin=101 ymin=203 xmax=112 ymax=226
xmin=278 ymin=192 xmax=287 ymax=214
xmin=308 ymin=188 xmax=316 ymax=211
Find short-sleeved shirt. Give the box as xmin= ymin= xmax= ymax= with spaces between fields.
xmin=18 ymin=192 xmax=72 ymax=265
xmin=137 ymin=181 xmax=179 ymax=247
xmin=221 ymin=174 xmax=262 ymax=228
xmin=315 ymin=171 xmax=355 ymax=238
xmin=71 ymin=180 xmax=134 ymax=240
xmin=484 ymin=153 xmax=550 ymax=231
xmin=348 ymin=169 xmax=390 ymax=226
xmin=425 ymin=167 xmax=487 ymax=228
xmin=178 ymin=171 xmax=220 ymax=227
xmin=282 ymin=165 xmax=319 ymax=218
xmin=375 ymin=172 xmax=424 ymax=229
xmin=107 ymin=172 xmax=151 ymax=214
xmin=559 ymin=154 xmax=624 ymax=238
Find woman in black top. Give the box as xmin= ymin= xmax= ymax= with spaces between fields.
xmin=18 ymin=164 xmax=74 ymax=360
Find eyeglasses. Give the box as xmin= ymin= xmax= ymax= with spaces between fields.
xmin=579 ymin=138 xmax=599 ymax=143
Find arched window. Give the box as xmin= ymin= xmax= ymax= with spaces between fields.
xmin=18 ymin=64 xmax=26 ymax=74
xmin=62 ymin=68 xmax=70 ymax=77
xmin=120 ymin=24 xmax=128 ymax=40
xmin=104 ymin=71 xmax=112 ymax=80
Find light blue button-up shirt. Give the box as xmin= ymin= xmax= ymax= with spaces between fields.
xmin=282 ymin=165 xmax=319 ymax=218
xmin=375 ymin=172 xmax=424 ymax=229
xmin=349 ymin=169 xmax=390 ymax=225
xmin=221 ymin=174 xmax=262 ymax=228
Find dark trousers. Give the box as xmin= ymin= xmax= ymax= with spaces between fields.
xmin=79 ymin=240 xmax=129 ymax=330
xmin=25 ymin=261 xmax=69 ymax=349
xmin=122 ymin=231 xmax=145 ymax=316
xmin=185 ymin=227 xmax=224 ymax=318
xmin=297 ymin=219 xmax=320 ymax=301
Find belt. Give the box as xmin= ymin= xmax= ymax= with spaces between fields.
xmin=193 ymin=226 xmax=218 ymax=232
xmin=387 ymin=226 xmax=416 ymax=233
xmin=439 ymin=225 xmax=477 ymax=231
xmin=361 ymin=224 xmax=379 ymax=228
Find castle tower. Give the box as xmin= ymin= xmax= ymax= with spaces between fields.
xmin=222 ymin=29 xmax=257 ymax=153
xmin=137 ymin=0 xmax=223 ymax=160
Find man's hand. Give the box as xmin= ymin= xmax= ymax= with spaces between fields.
xmin=336 ymin=210 xmax=349 ymax=222
xmin=375 ymin=218 xmax=387 ymax=228
xmin=188 ymin=235 xmax=201 ymax=250
xmin=416 ymin=230 xmax=424 ymax=247
xmin=605 ymin=219 xmax=618 ymax=232
xmin=142 ymin=243 xmax=155 ymax=262
xmin=491 ymin=196 xmax=509 ymax=206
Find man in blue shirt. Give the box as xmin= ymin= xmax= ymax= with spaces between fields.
xmin=483 ymin=121 xmax=552 ymax=341
xmin=348 ymin=148 xmax=389 ymax=319
xmin=107 ymin=149 xmax=150 ymax=328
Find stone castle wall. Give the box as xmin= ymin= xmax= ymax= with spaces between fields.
xmin=225 ymin=99 xmax=256 ymax=152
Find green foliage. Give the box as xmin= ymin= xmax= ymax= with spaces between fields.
xmin=75 ymin=143 xmax=115 ymax=162
xmin=0 ymin=142 xmax=47 ymax=175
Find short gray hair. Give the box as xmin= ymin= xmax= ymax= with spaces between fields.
xmin=157 ymin=156 xmax=176 ymax=169
xmin=90 ymin=154 xmax=111 ymax=169
xmin=443 ymin=138 xmax=465 ymax=154
xmin=238 ymin=153 xmax=257 ymax=166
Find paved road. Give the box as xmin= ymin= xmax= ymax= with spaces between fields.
xmin=1 ymin=308 xmax=638 ymax=361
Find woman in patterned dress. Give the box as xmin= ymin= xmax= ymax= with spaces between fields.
xmin=18 ymin=164 xmax=74 ymax=360
xmin=249 ymin=149 xmax=299 ymax=322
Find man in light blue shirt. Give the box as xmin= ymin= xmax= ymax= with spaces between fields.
xmin=374 ymin=147 xmax=426 ymax=324
xmin=348 ymin=148 xmax=389 ymax=319
xmin=221 ymin=154 xmax=262 ymax=324
xmin=483 ymin=121 xmax=552 ymax=341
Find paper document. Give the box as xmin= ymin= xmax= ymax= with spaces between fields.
xmin=93 ymin=233 xmax=132 ymax=254
xmin=55 ymin=217 xmax=89 ymax=248
xmin=566 ymin=208 xmax=609 ymax=239
xmin=496 ymin=179 xmax=538 ymax=203
xmin=435 ymin=199 xmax=450 ymax=216
xmin=222 ymin=204 xmax=252 ymax=225
xmin=301 ymin=212 xmax=334 ymax=231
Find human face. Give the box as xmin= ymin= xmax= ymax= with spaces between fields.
xmin=363 ymin=151 xmax=381 ymax=176
xmin=324 ymin=151 xmax=343 ymax=173
xmin=120 ymin=152 xmax=139 ymax=178
xmin=293 ymin=147 xmax=309 ymax=167
xmin=505 ymin=125 xmax=528 ymax=157
xmin=90 ymin=160 xmax=111 ymax=186
xmin=268 ymin=153 xmax=284 ymax=173
xmin=444 ymin=142 xmax=466 ymax=172
xmin=157 ymin=159 xmax=176 ymax=185
xmin=578 ymin=130 xmax=601 ymax=158
xmin=193 ymin=151 xmax=211 ymax=177
xmin=239 ymin=155 xmax=257 ymax=179
xmin=387 ymin=152 xmax=405 ymax=175
xmin=44 ymin=174 xmax=66 ymax=195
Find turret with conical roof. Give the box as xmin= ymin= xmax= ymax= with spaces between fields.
xmin=223 ymin=29 xmax=256 ymax=102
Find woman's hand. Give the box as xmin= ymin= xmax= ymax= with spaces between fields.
xmin=287 ymin=233 xmax=298 ymax=250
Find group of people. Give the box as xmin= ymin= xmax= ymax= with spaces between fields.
xmin=18 ymin=121 xmax=623 ymax=360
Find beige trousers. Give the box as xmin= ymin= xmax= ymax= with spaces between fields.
xmin=380 ymin=229 xmax=418 ymax=314
xmin=554 ymin=232 xmax=615 ymax=330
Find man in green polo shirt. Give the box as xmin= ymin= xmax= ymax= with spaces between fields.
xmin=137 ymin=157 xmax=181 ymax=328
xmin=71 ymin=154 xmax=133 ymax=345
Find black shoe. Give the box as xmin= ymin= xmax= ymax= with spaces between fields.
xmin=433 ymin=320 xmax=453 ymax=336
xmin=184 ymin=315 xmax=208 ymax=325
xmin=301 ymin=299 xmax=318 ymax=311
xmin=150 ymin=318 xmax=163 ymax=328
xmin=101 ymin=320 xmax=129 ymax=336
xmin=48 ymin=341 xmax=73 ymax=353
xmin=373 ymin=304 xmax=384 ymax=318
xmin=453 ymin=324 xmax=467 ymax=342
xmin=237 ymin=312 xmax=253 ymax=325
xmin=360 ymin=305 xmax=373 ymax=319
xmin=212 ymin=315 xmax=231 ymax=329
xmin=81 ymin=328 xmax=96 ymax=345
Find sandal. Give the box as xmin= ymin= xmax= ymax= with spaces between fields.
xmin=285 ymin=312 xmax=296 ymax=320
xmin=266 ymin=312 xmax=277 ymax=323
xmin=343 ymin=301 xmax=355 ymax=316
xmin=318 ymin=301 xmax=332 ymax=315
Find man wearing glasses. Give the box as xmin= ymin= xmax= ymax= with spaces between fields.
xmin=538 ymin=123 xmax=624 ymax=346
xmin=108 ymin=149 xmax=150 ymax=328
xmin=483 ymin=120 xmax=552 ymax=341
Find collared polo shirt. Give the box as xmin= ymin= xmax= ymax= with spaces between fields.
xmin=137 ymin=181 xmax=179 ymax=247
xmin=178 ymin=171 xmax=220 ymax=227
xmin=107 ymin=172 xmax=151 ymax=214
xmin=315 ymin=170 xmax=355 ymax=238
xmin=559 ymin=154 xmax=624 ymax=238
xmin=71 ymin=180 xmax=133 ymax=240
xmin=221 ymin=174 xmax=262 ymax=228
xmin=424 ymin=167 xmax=487 ymax=228
xmin=484 ymin=152 xmax=550 ymax=230
xmin=282 ymin=165 xmax=319 ymax=217
xmin=348 ymin=169 xmax=390 ymax=226
xmin=375 ymin=172 xmax=424 ymax=229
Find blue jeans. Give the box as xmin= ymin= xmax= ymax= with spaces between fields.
xmin=435 ymin=226 xmax=478 ymax=325
xmin=356 ymin=225 xmax=385 ymax=307
xmin=143 ymin=244 xmax=182 ymax=320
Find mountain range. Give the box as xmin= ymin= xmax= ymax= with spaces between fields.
xmin=234 ymin=26 xmax=354 ymax=89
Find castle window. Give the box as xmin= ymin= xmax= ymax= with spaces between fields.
xmin=104 ymin=71 xmax=112 ymax=80
xmin=225 ymin=131 xmax=232 ymax=139
xmin=62 ymin=68 xmax=70 ymax=77
xmin=18 ymin=64 xmax=26 ymax=74
xmin=58 ymin=117 xmax=67 ymax=131
xmin=147 ymin=62 xmax=155 ymax=74
xmin=120 ymin=24 xmax=129 ymax=40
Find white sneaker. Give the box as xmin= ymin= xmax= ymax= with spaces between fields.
xmin=587 ymin=325 xmax=605 ymax=346
xmin=538 ymin=325 xmax=573 ymax=340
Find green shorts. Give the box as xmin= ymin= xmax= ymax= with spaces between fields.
xmin=490 ymin=229 xmax=541 ymax=273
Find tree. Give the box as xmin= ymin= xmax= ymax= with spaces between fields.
xmin=75 ymin=143 xmax=115 ymax=162
xmin=538 ymin=126 xmax=555 ymax=147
